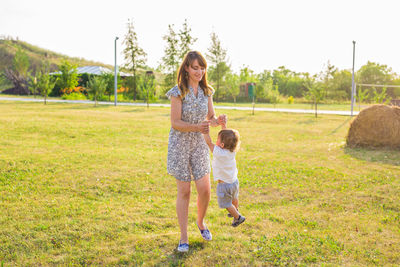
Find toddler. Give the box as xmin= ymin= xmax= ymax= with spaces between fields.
xmin=203 ymin=124 xmax=245 ymax=227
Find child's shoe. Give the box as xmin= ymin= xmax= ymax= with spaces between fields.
xmin=232 ymin=215 xmax=246 ymax=227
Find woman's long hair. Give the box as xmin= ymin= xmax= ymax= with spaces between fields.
xmin=176 ymin=51 xmax=214 ymax=99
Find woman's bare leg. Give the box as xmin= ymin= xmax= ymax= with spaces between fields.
xmin=194 ymin=174 xmax=211 ymax=229
xmin=176 ymin=179 xmax=191 ymax=243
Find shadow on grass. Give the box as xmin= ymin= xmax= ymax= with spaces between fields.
xmin=121 ymin=108 xmax=147 ymax=113
xmin=344 ymin=146 xmax=400 ymax=166
xmin=155 ymin=241 xmax=205 ymax=266
xmin=296 ymin=119 xmax=317 ymax=125
xmin=329 ymin=117 xmax=352 ymax=135
xmin=230 ymin=116 xmax=247 ymax=121
xmin=54 ymin=103 xmax=113 ymax=110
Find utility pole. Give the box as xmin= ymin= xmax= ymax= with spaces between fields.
xmin=351 ymin=40 xmax=356 ymax=116
xmin=114 ymin=36 xmax=119 ymax=106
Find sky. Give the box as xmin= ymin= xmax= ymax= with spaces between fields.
xmin=2 ymin=0 xmax=400 ymax=75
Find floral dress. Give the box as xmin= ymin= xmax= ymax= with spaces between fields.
xmin=166 ymin=85 xmax=211 ymax=181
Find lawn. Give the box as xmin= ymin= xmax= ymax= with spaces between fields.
xmin=0 ymin=101 xmax=399 ymax=266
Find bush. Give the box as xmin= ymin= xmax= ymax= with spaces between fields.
xmin=61 ymin=92 xmax=87 ymax=100
xmin=288 ymin=96 xmax=294 ymax=104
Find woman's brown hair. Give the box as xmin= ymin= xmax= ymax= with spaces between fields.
xmin=218 ymin=129 xmax=240 ymax=152
xmin=177 ymin=51 xmax=214 ymax=99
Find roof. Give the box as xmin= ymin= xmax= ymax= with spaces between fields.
xmin=50 ymin=66 xmax=132 ymax=77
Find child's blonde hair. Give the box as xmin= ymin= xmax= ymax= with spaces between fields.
xmin=218 ymin=129 xmax=240 ymax=152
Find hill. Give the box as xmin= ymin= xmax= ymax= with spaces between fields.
xmin=0 ymin=38 xmax=166 ymax=94
xmin=0 ymin=38 xmax=112 ymax=74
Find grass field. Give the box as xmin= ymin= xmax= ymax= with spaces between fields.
xmin=0 ymin=101 xmax=399 ymax=266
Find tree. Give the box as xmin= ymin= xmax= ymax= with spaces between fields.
xmin=206 ymin=32 xmax=229 ymax=102
xmin=240 ymin=67 xmax=257 ymax=84
xmin=161 ymin=20 xmax=197 ymax=91
xmin=161 ymin=24 xmax=180 ymax=90
xmin=358 ymin=86 xmax=369 ymax=111
xmin=138 ymin=71 xmax=156 ymax=108
xmin=37 ymin=69 xmax=57 ymax=105
xmin=268 ymin=85 xmax=281 ymax=108
xmin=123 ymin=19 xmax=147 ymax=101
xmin=320 ymin=61 xmax=336 ymax=99
xmin=13 ymin=47 xmax=30 ymax=77
xmin=373 ymin=86 xmax=390 ymax=104
xmin=225 ymin=72 xmax=240 ymax=104
xmin=28 ymin=74 xmax=40 ymax=98
xmin=57 ymin=60 xmax=78 ymax=94
xmin=0 ymin=72 xmax=11 ymax=91
xmin=357 ymin=61 xmax=392 ymax=84
xmin=329 ymin=69 xmax=352 ymax=100
xmin=357 ymin=61 xmax=393 ymax=96
xmin=101 ymin=72 xmax=121 ymax=101
xmin=257 ymin=70 xmax=274 ymax=101
xmin=305 ymin=78 xmax=325 ymax=118
xmin=271 ymin=66 xmax=309 ymax=98
xmin=178 ymin=19 xmax=197 ymax=60
xmin=239 ymin=66 xmax=258 ymax=102
xmin=87 ymin=76 xmax=106 ymax=107
xmin=4 ymin=47 xmax=30 ymax=94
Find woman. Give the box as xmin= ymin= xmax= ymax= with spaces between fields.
xmin=166 ymin=51 xmax=227 ymax=252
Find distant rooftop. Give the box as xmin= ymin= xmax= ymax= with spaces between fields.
xmin=51 ymin=66 xmax=132 ymax=76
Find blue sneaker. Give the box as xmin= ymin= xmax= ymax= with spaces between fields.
xmin=197 ymin=223 xmax=212 ymax=241
xmin=177 ymin=241 xmax=189 ymax=253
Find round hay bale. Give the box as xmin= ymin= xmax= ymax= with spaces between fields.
xmin=346 ymin=104 xmax=400 ymax=149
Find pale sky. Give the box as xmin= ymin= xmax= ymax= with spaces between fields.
xmin=2 ymin=0 xmax=400 ymax=75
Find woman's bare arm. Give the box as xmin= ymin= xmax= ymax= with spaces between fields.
xmin=207 ymin=96 xmax=219 ymax=127
xmin=207 ymin=96 xmax=227 ymax=127
xmin=170 ymin=96 xmax=209 ymax=133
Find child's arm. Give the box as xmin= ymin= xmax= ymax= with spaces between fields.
xmin=203 ymin=133 xmax=215 ymax=152
xmin=221 ymin=122 xmax=227 ymax=130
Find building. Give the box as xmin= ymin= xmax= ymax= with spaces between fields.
xmin=50 ymin=66 xmax=132 ymax=77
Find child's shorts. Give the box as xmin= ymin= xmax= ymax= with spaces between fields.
xmin=216 ymin=179 xmax=239 ymax=209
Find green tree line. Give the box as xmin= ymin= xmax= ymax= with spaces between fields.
xmin=2 ymin=19 xmax=400 ymax=105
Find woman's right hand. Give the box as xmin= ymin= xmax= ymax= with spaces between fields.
xmin=198 ymin=121 xmax=210 ymax=134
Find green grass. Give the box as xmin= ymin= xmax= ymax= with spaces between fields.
xmin=0 ymin=101 xmax=399 ymax=266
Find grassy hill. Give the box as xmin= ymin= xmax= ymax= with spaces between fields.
xmin=0 ymin=38 xmax=165 ymax=94
xmin=0 ymin=38 xmax=112 ymax=74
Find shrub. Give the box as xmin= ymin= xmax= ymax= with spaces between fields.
xmin=61 ymin=92 xmax=87 ymax=100
xmin=60 ymin=86 xmax=87 ymax=96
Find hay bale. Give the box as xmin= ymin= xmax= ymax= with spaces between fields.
xmin=346 ymin=104 xmax=400 ymax=149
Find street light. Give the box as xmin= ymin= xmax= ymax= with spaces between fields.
xmin=114 ymin=36 xmax=119 ymax=106
xmin=351 ymin=40 xmax=356 ymax=116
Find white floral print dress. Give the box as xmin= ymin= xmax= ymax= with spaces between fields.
xmin=166 ymin=85 xmax=211 ymax=181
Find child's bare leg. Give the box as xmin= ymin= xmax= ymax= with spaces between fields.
xmin=226 ymin=205 xmax=240 ymax=220
xmin=232 ymin=198 xmax=239 ymax=210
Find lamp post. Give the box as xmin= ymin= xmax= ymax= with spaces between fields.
xmin=351 ymin=40 xmax=356 ymax=116
xmin=114 ymin=36 xmax=119 ymax=106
